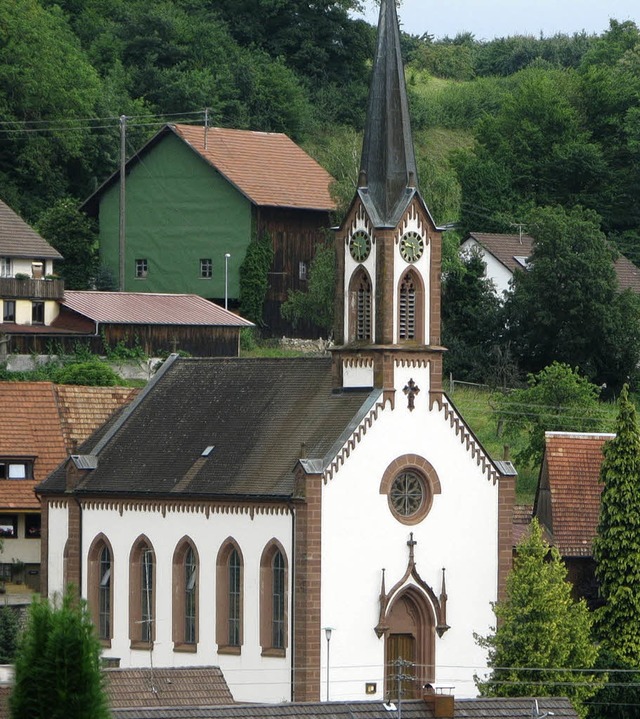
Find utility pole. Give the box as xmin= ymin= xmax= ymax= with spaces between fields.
xmin=119 ymin=114 xmax=127 ymax=292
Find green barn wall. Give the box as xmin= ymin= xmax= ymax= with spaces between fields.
xmin=99 ymin=133 xmax=251 ymax=298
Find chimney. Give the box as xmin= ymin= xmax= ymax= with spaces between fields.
xmin=423 ymin=688 xmax=454 ymax=718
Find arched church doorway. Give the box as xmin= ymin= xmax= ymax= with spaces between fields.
xmin=385 ymin=588 xmax=435 ymax=701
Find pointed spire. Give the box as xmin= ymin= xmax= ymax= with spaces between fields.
xmin=359 ymin=0 xmax=418 ymax=226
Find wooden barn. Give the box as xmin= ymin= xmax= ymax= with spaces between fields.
xmin=7 ymin=291 xmax=253 ymax=357
xmin=82 ymin=124 xmax=336 ymax=337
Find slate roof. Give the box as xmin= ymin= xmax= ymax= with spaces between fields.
xmin=534 ymin=432 xmax=613 ymax=557
xmin=38 ymin=356 xmax=376 ymax=499
xmin=0 ymin=198 xmax=62 ymax=260
xmin=0 ymin=382 xmax=137 ymax=509
xmin=83 ymin=125 xmax=335 ymax=214
xmin=61 ymin=291 xmax=254 ymax=327
xmin=465 ymin=232 xmax=640 ymax=293
xmin=106 ymin=667 xmax=233 ymax=709
xmin=110 ymin=697 xmax=579 ymax=719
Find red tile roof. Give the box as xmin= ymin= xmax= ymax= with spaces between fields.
xmin=61 ymin=292 xmax=254 ymax=326
xmin=105 ymin=667 xmax=233 ymax=709
xmin=0 ymin=382 xmax=137 ymax=509
xmin=171 ymin=124 xmax=335 ymax=211
xmin=512 ymin=504 xmax=533 ymax=546
xmin=0 ymin=199 xmax=62 ymax=260
xmin=535 ymin=432 xmax=613 ymax=557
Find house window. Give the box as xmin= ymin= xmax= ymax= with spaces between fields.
xmin=260 ymin=541 xmax=288 ymax=656
xmin=200 ymin=259 xmax=213 ymax=279
xmin=129 ymin=537 xmax=156 ymax=647
xmin=0 ymin=515 xmax=18 ymax=539
xmin=216 ymin=540 xmax=243 ymax=653
xmin=299 ymin=261 xmax=307 ymax=281
xmin=3 ymin=300 xmax=15 ymax=323
xmin=135 ymin=259 xmax=148 ymax=279
xmin=0 ymin=258 xmax=10 ymax=277
xmin=0 ymin=460 xmax=32 ymax=480
xmin=25 ymin=514 xmax=41 ymax=538
xmin=172 ymin=539 xmax=198 ymax=650
xmin=31 ymin=301 xmax=44 ymax=324
xmin=87 ymin=535 xmax=113 ymax=644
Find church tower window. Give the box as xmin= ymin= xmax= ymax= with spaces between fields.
xmin=398 ymin=270 xmax=424 ymax=343
xmin=349 ymin=268 xmax=372 ymax=342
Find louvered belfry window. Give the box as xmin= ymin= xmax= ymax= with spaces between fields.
xmin=399 ymin=272 xmax=417 ymax=340
xmin=356 ymin=273 xmax=372 ymax=340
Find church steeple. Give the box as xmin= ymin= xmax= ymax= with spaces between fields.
xmin=359 ymin=0 xmax=418 ymax=227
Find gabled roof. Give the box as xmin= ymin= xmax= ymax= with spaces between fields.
xmin=60 ymin=291 xmax=253 ymax=327
xmin=83 ymin=124 xmax=335 ymax=214
xmin=534 ymin=431 xmax=613 ymax=557
xmin=106 ymin=667 xmax=233 ymax=709
xmin=0 ymin=199 xmax=62 ymax=260
xmin=0 ymin=382 xmax=137 ymax=509
xmin=464 ymin=232 xmax=640 ymax=293
xmin=110 ymin=697 xmax=579 ymax=719
xmin=38 ymin=356 xmax=375 ymax=499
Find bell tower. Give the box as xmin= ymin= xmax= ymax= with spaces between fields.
xmin=332 ymin=0 xmax=445 ymax=404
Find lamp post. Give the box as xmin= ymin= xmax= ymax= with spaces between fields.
xmin=224 ymin=253 xmax=231 ymax=310
xmin=324 ymin=627 xmax=333 ymax=702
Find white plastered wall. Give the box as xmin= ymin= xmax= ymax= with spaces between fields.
xmin=459 ymin=239 xmax=512 ymax=298
xmin=320 ymin=361 xmax=499 ymax=700
xmin=46 ymin=502 xmax=69 ymax=594
xmin=75 ymin=505 xmax=293 ymax=704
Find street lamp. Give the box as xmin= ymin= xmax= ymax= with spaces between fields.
xmin=224 ymin=253 xmax=231 ymax=310
xmin=323 ymin=627 xmax=334 ymax=701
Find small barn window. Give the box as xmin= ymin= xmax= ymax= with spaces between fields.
xmin=135 ymin=259 xmax=148 ymax=279
xmin=299 ymin=261 xmax=308 ymax=281
xmin=200 ymin=259 xmax=213 ymax=278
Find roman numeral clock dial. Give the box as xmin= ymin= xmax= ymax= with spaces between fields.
xmin=399 ymin=231 xmax=424 ymax=263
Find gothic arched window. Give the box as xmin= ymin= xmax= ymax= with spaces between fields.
xmin=87 ymin=534 xmax=113 ymax=645
xmin=216 ymin=539 xmax=244 ymax=654
xmin=172 ymin=538 xmax=199 ymax=649
xmin=129 ymin=536 xmax=155 ymax=647
xmin=260 ymin=541 xmax=288 ymax=656
xmin=398 ymin=270 xmax=424 ymax=343
xmin=349 ymin=267 xmax=372 ymax=342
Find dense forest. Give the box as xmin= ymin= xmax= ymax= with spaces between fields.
xmin=2 ymin=0 xmax=640 ymax=387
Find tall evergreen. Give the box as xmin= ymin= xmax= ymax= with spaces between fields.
xmin=10 ymin=594 xmax=109 ymax=719
xmin=593 ymin=385 xmax=640 ymax=662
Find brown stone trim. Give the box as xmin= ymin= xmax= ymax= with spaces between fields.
xmin=259 ymin=539 xmax=288 ymax=654
xmin=292 ymin=470 xmax=322 ymax=702
xmin=497 ymin=475 xmax=515 ymax=603
xmin=129 ymin=535 xmax=156 ymax=644
xmin=130 ymin=640 xmax=153 ymax=651
xmin=78 ymin=497 xmax=292 ymax=517
xmin=86 ymin=533 xmax=114 ymax=643
xmin=67 ymin=499 xmax=82 ymax=596
xmin=172 ymin=537 xmax=199 ymax=650
xmin=215 ymin=538 xmax=244 ymax=652
xmin=40 ymin=498 xmax=49 ymax=596
xmin=379 ymin=455 xmax=441 ymax=526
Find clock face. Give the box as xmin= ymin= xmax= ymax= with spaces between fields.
xmin=399 ymin=231 xmax=425 ymax=263
xmin=349 ymin=230 xmax=371 ymax=262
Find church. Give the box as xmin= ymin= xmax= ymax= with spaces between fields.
xmin=37 ymin=0 xmax=515 ymax=705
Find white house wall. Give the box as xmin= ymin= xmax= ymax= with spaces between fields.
xmin=52 ymin=504 xmax=293 ymax=704
xmin=460 ymin=239 xmax=512 ymax=298
xmin=320 ymin=362 xmax=497 ymax=700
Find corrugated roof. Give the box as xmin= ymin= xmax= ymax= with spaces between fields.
xmin=110 ymin=697 xmax=579 ymax=719
xmin=171 ymin=125 xmax=335 ymax=211
xmin=61 ymin=291 xmax=254 ymax=327
xmin=536 ymin=432 xmax=613 ymax=557
xmin=39 ymin=357 xmax=373 ymax=499
xmin=0 ymin=382 xmax=137 ymax=510
xmin=106 ymin=667 xmax=233 ymax=709
xmin=0 ymin=198 xmax=62 ymax=260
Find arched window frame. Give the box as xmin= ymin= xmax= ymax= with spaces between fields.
xmin=129 ymin=535 xmax=156 ymax=649
xmin=348 ymin=266 xmax=373 ymax=343
xmin=87 ymin=534 xmax=113 ymax=646
xmin=397 ymin=269 xmax=425 ymax=343
xmin=172 ymin=538 xmax=199 ymax=651
xmin=216 ymin=539 xmax=244 ymax=655
xmin=260 ymin=540 xmax=288 ymax=657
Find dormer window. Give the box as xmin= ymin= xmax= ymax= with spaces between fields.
xmin=0 ymin=460 xmax=33 ymax=480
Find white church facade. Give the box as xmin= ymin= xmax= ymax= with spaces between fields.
xmin=38 ymin=0 xmax=515 ymax=705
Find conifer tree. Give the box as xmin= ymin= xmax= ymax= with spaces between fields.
xmin=10 ymin=594 xmax=109 ymax=719
xmin=593 ymin=385 xmax=640 ymax=662
xmin=477 ymin=519 xmax=599 ymax=717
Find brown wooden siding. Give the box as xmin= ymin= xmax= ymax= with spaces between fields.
xmin=256 ymin=207 xmax=333 ymax=338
